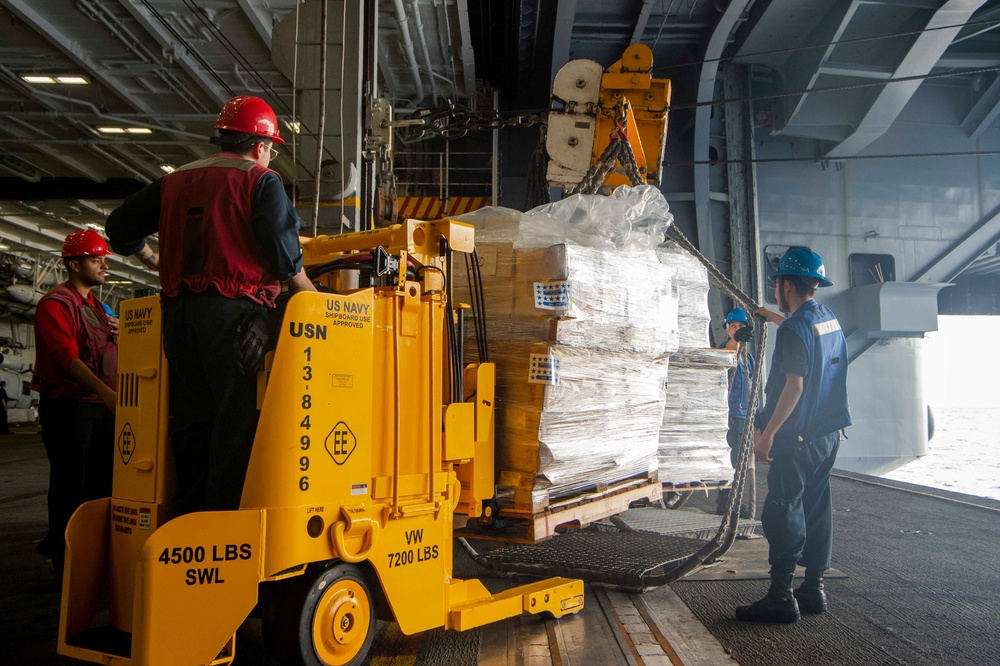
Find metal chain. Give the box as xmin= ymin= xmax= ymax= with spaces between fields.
xmin=391 ymin=107 xmax=548 ymax=142
xmin=568 ymin=108 xmax=646 ymax=195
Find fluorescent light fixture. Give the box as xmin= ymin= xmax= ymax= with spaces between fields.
xmin=106 ymin=280 xmax=131 ymax=284
xmin=96 ymin=126 xmax=152 ymax=135
xmin=284 ymin=120 xmax=301 ymax=134
xmin=22 ymin=75 xmax=89 ymax=85
xmin=86 ymin=223 xmax=103 ymax=231
xmin=0 ymin=243 xmax=9 ymax=250
xmin=160 ymin=165 xmax=176 ymax=173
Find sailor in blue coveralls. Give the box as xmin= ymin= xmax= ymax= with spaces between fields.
xmin=716 ymin=307 xmax=755 ymax=518
xmin=736 ymin=247 xmax=852 ymax=624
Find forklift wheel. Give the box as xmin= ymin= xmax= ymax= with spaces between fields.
xmin=262 ymin=562 xmax=377 ymax=666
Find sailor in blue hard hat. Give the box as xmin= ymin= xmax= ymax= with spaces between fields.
xmin=716 ymin=306 xmax=755 ymax=519
xmin=736 ymin=247 xmax=852 ymax=624
xmin=725 ymin=307 xmax=749 ymax=325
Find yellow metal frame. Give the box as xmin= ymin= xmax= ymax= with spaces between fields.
xmin=59 ymin=219 xmax=583 ymax=666
xmin=592 ymin=44 xmax=671 ymax=187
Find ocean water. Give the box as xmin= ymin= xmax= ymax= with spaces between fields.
xmin=881 ymin=405 xmax=1000 ymax=501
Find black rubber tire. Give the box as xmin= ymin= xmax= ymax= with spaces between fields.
xmin=262 ymin=562 xmax=376 ymax=666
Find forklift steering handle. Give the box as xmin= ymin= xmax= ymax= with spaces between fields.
xmin=332 ymin=519 xmax=380 ymax=563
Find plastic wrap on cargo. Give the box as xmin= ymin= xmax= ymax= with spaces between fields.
xmin=452 ymin=196 xmax=676 ymax=513
xmin=455 ymin=209 xmax=681 ymax=355
xmin=658 ymin=365 xmax=734 ymax=484
xmin=657 ymin=242 xmax=710 ymax=349
xmin=521 ymin=184 xmax=674 ymax=251
xmin=669 ymin=347 xmax=737 ymax=368
xmin=492 ymin=343 xmax=666 ymax=510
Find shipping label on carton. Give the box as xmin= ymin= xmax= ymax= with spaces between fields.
xmin=533 ymin=280 xmax=572 ymax=310
xmin=528 ymin=353 xmax=560 ymax=384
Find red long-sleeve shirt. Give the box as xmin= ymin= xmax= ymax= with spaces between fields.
xmin=34 ymin=288 xmax=106 ymax=402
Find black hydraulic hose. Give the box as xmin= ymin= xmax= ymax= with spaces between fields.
xmin=464 ymin=253 xmax=486 ymax=363
xmin=444 ymin=242 xmax=461 ymax=404
xmin=472 ymin=249 xmax=489 ymax=363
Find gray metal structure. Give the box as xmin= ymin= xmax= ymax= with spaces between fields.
xmin=2 ymin=0 xmax=1000 ymax=471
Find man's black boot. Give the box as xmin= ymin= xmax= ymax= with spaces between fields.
xmin=735 ymin=572 xmax=800 ymax=623
xmin=794 ymin=569 xmax=827 ymax=614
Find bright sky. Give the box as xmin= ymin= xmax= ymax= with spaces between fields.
xmin=923 ymin=316 xmax=1000 ymax=409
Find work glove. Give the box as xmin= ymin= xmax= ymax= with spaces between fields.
xmin=734 ymin=325 xmax=754 ymax=343
xmin=234 ymin=309 xmax=279 ymax=375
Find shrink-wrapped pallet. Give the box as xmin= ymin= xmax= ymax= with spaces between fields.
xmin=657 ymin=242 xmax=711 ymax=349
xmin=455 ymin=186 xmax=677 ymax=515
xmin=654 ymin=241 xmax=733 ymax=483
xmin=658 ymin=349 xmax=736 ymax=484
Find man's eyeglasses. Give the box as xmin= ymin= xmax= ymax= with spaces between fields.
xmin=267 ymin=146 xmax=279 ymax=160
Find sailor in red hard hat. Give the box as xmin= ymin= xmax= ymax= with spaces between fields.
xmin=34 ymin=229 xmax=119 ymax=582
xmin=107 ymin=96 xmax=316 ymax=516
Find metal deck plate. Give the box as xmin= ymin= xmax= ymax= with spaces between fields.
xmin=476 ymin=531 xmax=709 ymax=589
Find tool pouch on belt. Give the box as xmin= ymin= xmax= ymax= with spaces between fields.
xmin=234 ymin=307 xmax=279 ymax=375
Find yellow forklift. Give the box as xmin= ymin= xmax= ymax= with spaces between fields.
xmin=58 ymin=219 xmax=583 ymax=666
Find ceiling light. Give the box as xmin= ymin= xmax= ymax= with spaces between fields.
xmin=284 ymin=120 xmax=301 ymax=134
xmin=160 ymin=165 xmax=176 ymax=173
xmin=86 ymin=223 xmax=103 ymax=231
xmin=0 ymin=243 xmax=9 ymax=250
xmin=22 ymin=75 xmax=89 ymax=85
xmin=125 ymin=127 xmax=153 ymax=134
xmin=97 ymin=127 xmax=127 ymax=134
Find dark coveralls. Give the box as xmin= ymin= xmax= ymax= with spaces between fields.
xmin=33 ymin=283 xmax=118 ymax=568
xmin=758 ymin=300 xmax=851 ymax=574
xmin=721 ymin=344 xmax=755 ymax=467
xmin=107 ymin=154 xmax=303 ymax=515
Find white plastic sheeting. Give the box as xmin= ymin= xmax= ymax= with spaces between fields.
xmin=456 ymin=186 xmax=678 ymax=513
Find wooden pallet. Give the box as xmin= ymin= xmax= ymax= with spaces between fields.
xmin=662 ymin=479 xmax=730 ymax=493
xmin=457 ymin=473 xmax=663 ymax=543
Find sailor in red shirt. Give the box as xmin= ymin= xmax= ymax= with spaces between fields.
xmin=107 ymin=96 xmax=316 ymax=516
xmin=34 ymin=229 xmax=118 ymax=580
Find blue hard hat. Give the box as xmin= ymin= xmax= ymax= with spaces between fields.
xmin=769 ymin=247 xmax=833 ymax=287
xmin=725 ymin=307 xmax=748 ymax=324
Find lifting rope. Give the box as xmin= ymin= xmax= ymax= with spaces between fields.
xmin=567 ymin=119 xmax=771 ymax=582
xmin=463 ymin=115 xmax=769 ymax=586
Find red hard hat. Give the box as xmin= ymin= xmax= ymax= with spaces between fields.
xmin=214 ymin=96 xmax=284 ymax=145
xmin=62 ymin=229 xmax=110 ymax=257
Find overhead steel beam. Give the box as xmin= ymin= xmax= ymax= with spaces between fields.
xmin=631 ymin=0 xmax=655 ymax=45
xmin=3 ymin=0 xmax=161 ymax=115
xmin=961 ymin=75 xmax=1000 ymax=140
xmin=912 ymin=203 xmax=1000 ymax=283
xmin=236 ymin=0 xmax=274 ymax=46
xmin=935 ymin=51 xmax=1000 ymax=68
xmin=776 ymin=1 xmax=861 ymax=133
xmin=455 ymin=0 xmax=477 ymax=101
xmin=549 ymin=0 xmax=577 ymax=88
xmin=694 ymin=0 xmax=754 ymax=285
xmin=118 ymin=0 xmax=231 ymax=107
xmin=0 ymin=127 xmax=106 ymax=182
xmin=826 ymin=0 xmax=989 ymax=158
xmin=0 ymin=216 xmax=158 ymax=288
xmin=817 ymin=62 xmax=894 ymax=79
